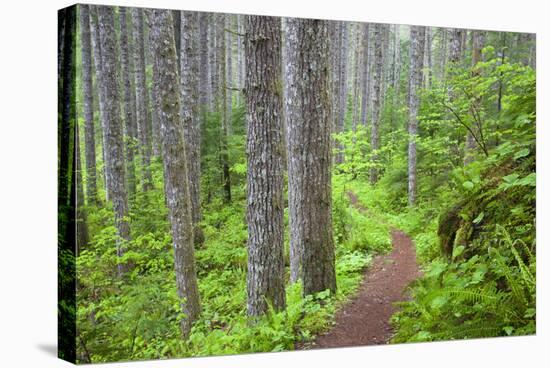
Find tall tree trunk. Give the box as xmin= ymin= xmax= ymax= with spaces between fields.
xmin=76 ymin=129 xmax=90 ymax=256
xmin=79 ymin=4 xmax=98 ymax=205
xmin=225 ymin=15 xmax=233 ymax=134
xmin=283 ymin=17 xmax=300 ymax=282
xmin=244 ymin=15 xmax=286 ymax=317
xmin=198 ymin=13 xmax=211 ymax=110
xmin=390 ymin=24 xmax=401 ymax=129
xmin=407 ymin=25 xmax=425 ymax=205
xmin=89 ymin=6 xmax=109 ymax=201
xmin=119 ymin=7 xmax=138 ymax=199
xmin=149 ymin=9 xmax=201 ymax=338
xmin=286 ymin=18 xmax=336 ymax=296
xmin=180 ymin=11 xmax=204 ymax=245
xmin=369 ymin=24 xmax=384 ymax=184
xmin=439 ymin=28 xmax=447 ymax=80
xmin=208 ymin=16 xmax=218 ymax=110
xmin=218 ymin=14 xmax=231 ymax=202
xmin=464 ymin=30 xmax=485 ymax=165
xmin=131 ymin=8 xmax=154 ymax=191
xmin=146 ymin=18 xmax=162 ymax=159
xmin=351 ymin=23 xmax=362 ymax=134
xmin=97 ymin=5 xmax=131 ymax=275
xmin=360 ymin=23 xmax=370 ymax=127
xmin=236 ymin=14 xmax=245 ymax=103
xmin=424 ymin=27 xmax=433 ymax=89
xmin=448 ymin=28 xmax=462 ymax=64
xmin=334 ymin=22 xmax=348 ymax=164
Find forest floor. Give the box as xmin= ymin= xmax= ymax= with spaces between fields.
xmin=300 ymin=192 xmax=422 ymax=349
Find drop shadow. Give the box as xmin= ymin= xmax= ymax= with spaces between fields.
xmin=36 ymin=343 xmax=57 ymax=357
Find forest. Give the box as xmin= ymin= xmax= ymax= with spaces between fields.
xmin=57 ymin=4 xmax=536 ymax=364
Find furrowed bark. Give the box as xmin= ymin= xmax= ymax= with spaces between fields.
xmin=244 ymin=15 xmax=286 ymax=317
xmin=180 ymin=11 xmax=204 ymax=245
xmin=149 ymin=9 xmax=201 ymax=337
xmin=286 ymin=18 xmax=337 ymax=296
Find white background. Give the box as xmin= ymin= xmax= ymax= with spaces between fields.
xmin=0 ymin=0 xmax=546 ymax=366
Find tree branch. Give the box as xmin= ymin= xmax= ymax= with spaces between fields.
xmin=224 ymin=28 xmax=245 ymax=37
xmin=442 ymin=100 xmax=489 ymax=157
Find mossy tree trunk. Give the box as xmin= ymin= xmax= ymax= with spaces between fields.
xmin=149 ymin=8 xmax=201 ymax=337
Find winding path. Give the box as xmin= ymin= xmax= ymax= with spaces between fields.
xmin=302 ymin=193 xmax=422 ymax=348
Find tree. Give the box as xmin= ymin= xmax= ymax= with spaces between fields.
xmin=118 ymin=7 xmax=138 ymax=198
xmin=79 ymin=4 xmax=98 ymax=205
xmin=360 ymin=23 xmax=370 ymax=127
xmin=464 ymin=30 xmax=485 ymax=165
xmin=198 ymin=13 xmax=211 ymax=110
xmin=89 ymin=6 xmax=109 ymax=200
xmin=424 ymin=27 xmax=433 ymax=89
xmin=244 ymin=15 xmax=286 ymax=317
xmin=97 ymin=5 xmax=131 ymax=275
xmin=448 ymin=28 xmax=463 ymax=64
xmin=407 ymin=25 xmax=426 ymax=205
xmin=180 ymin=11 xmax=204 ymax=245
xmin=217 ymin=14 xmax=231 ymax=202
xmin=225 ymin=15 xmax=233 ymax=129
xmin=149 ymin=8 xmax=201 ymax=337
xmin=131 ymin=8 xmax=154 ymax=191
xmin=369 ymin=23 xmax=385 ymax=184
xmin=76 ymin=131 xmax=90 ymax=255
xmin=351 ymin=23 xmax=362 ymax=133
xmin=286 ymin=18 xmax=336 ymax=296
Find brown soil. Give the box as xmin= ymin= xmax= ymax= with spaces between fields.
xmin=300 ymin=192 xmax=422 ymax=349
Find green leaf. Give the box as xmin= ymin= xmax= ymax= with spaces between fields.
xmin=503 ymin=326 xmax=514 ymax=335
xmin=517 ymin=173 xmax=536 ymax=187
xmin=503 ymin=174 xmax=519 ymax=184
xmin=514 ymin=148 xmax=530 ymax=160
xmin=452 ymin=245 xmax=465 ymax=260
xmin=463 ymin=181 xmax=474 ymax=190
xmin=473 ymin=212 xmax=485 ymax=224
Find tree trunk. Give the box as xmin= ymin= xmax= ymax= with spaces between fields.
xmin=149 ymin=9 xmax=201 ymax=338
xmin=76 ymin=129 xmax=90 ymax=256
xmin=218 ymin=14 xmax=231 ymax=202
xmin=131 ymin=8 xmax=154 ymax=191
xmin=89 ymin=6 xmax=109 ymax=201
xmin=198 ymin=12 xmax=211 ymax=110
xmin=334 ymin=22 xmax=348 ymax=164
xmin=464 ymin=30 xmax=485 ymax=165
xmin=360 ymin=23 xmax=370 ymax=127
xmin=369 ymin=24 xmax=384 ymax=184
xmin=244 ymin=15 xmax=286 ymax=317
xmin=226 ymin=15 xmax=233 ymax=134
xmin=180 ymin=11 xmax=205 ymax=245
xmin=283 ymin=17 xmax=300 ymax=282
xmin=351 ymin=23 xmax=362 ymax=134
xmin=208 ymin=15 xmax=218 ymax=109
xmin=448 ymin=28 xmax=462 ymax=64
xmin=236 ymin=14 xmax=245 ymax=103
xmin=407 ymin=25 xmax=425 ymax=205
xmin=97 ymin=5 xmax=131 ymax=275
xmin=286 ymin=18 xmax=337 ymax=296
xmin=424 ymin=27 xmax=433 ymax=89
xmin=119 ymin=7 xmax=138 ymax=199
xmin=79 ymin=5 xmax=98 ymax=205
xmin=439 ymin=28 xmax=447 ymax=80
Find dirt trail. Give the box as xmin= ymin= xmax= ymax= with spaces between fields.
xmin=302 ymin=192 xmax=422 ymax=349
